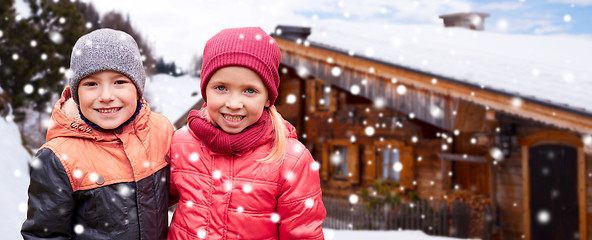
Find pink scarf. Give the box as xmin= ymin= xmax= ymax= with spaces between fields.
xmin=187 ymin=108 xmax=271 ymax=154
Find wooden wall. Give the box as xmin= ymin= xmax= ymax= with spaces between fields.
xmin=494 ymin=142 xmax=524 ymax=239
xmin=274 ymin=57 xmax=591 ymax=240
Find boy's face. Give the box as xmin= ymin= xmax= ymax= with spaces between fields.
xmin=205 ymin=66 xmax=270 ymax=134
xmin=78 ymin=70 xmax=139 ymax=130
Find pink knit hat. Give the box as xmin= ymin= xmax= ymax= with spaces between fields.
xmin=200 ymin=27 xmax=282 ymax=105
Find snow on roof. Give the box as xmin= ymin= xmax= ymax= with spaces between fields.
xmin=305 ymin=20 xmax=592 ymax=116
xmin=145 ymin=74 xmax=202 ymax=126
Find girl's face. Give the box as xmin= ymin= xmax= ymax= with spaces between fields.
xmin=205 ymin=66 xmax=270 ymax=134
xmin=78 ymin=70 xmax=138 ymax=130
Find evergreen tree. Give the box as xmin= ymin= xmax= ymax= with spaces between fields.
xmin=1 ymin=0 xmax=157 ymax=123
xmin=155 ymin=57 xmax=184 ymax=76
xmin=0 ymin=0 xmax=87 ymax=122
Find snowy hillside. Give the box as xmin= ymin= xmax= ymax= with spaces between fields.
xmin=145 ymin=74 xmax=202 ymax=127
xmin=0 ymin=118 xmax=31 ymax=239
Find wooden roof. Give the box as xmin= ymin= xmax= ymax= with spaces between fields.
xmin=272 ymin=34 xmax=592 ymax=135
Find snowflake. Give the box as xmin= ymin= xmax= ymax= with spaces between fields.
xmin=286 ymin=94 xmax=297 ymax=104
xmin=30 ymin=157 xmax=42 ymax=169
xmin=537 ymin=210 xmax=551 ymax=224
xmin=393 ymin=162 xmax=403 ymax=172
xmin=73 ymin=224 xmax=84 ymax=235
xmin=224 ymin=181 xmax=233 ymax=192
xmin=118 ymin=185 xmax=132 ymax=197
xmin=350 ymin=84 xmax=361 ymax=95
xmin=396 ymin=85 xmax=407 ymax=95
xmin=310 ymin=161 xmax=320 ymax=171
xmin=564 ymin=14 xmax=572 ymax=23
xmin=331 ymin=67 xmax=341 ymax=77
xmin=490 ymin=147 xmax=503 ymax=160
xmin=197 ymin=229 xmax=206 ymax=239
xmin=305 ymin=198 xmax=314 ymax=208
xmin=374 ymin=97 xmax=385 ymax=108
xmin=213 ymin=170 xmax=222 ymax=179
xmin=348 ymin=194 xmax=359 ymax=204
xmin=364 ymin=126 xmax=375 ymax=136
xmin=73 ymin=169 xmax=83 ymax=179
xmin=242 ymin=184 xmax=253 ymax=194
xmin=189 ymin=152 xmax=199 ymax=162
xmin=89 ymin=172 xmax=98 ymax=182
xmin=270 ymin=213 xmax=281 ymax=223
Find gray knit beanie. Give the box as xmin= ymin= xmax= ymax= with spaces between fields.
xmin=69 ymin=28 xmax=145 ymax=104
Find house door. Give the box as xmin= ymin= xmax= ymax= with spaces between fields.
xmin=529 ymin=144 xmax=579 ymax=240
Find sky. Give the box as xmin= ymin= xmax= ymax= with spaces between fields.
xmin=16 ymin=0 xmax=588 ymax=69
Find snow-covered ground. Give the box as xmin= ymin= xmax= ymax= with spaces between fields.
xmin=0 ymin=118 xmax=31 ymax=239
xmin=323 ymin=229 xmax=475 ymax=240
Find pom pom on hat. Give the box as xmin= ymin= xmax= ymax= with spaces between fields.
xmin=68 ymin=28 xmax=146 ymax=104
xmin=200 ymin=27 xmax=281 ymax=105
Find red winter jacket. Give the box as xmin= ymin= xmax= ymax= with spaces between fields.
xmin=168 ymin=121 xmax=326 ymax=240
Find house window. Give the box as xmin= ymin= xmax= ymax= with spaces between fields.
xmin=381 ymin=148 xmax=400 ymax=181
xmin=330 ymin=146 xmax=348 ymax=179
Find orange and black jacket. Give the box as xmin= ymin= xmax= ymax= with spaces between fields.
xmin=21 ymin=88 xmax=174 ymax=240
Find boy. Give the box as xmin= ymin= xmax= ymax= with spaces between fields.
xmin=21 ymin=28 xmax=173 ymax=240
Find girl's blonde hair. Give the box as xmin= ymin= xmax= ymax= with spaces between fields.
xmin=259 ymin=106 xmax=286 ymax=163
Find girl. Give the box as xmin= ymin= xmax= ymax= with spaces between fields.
xmin=21 ymin=28 xmax=173 ymax=239
xmin=168 ymin=27 xmax=326 ymax=239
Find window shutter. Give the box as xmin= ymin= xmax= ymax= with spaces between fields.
xmin=347 ymin=145 xmax=359 ymax=184
xmin=399 ymin=145 xmax=415 ymax=189
xmin=363 ymin=145 xmax=376 ymax=185
xmin=321 ymin=144 xmax=329 ymax=181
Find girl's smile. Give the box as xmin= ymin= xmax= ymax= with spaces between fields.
xmin=205 ymin=66 xmax=270 ymax=134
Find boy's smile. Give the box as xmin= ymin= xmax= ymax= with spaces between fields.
xmin=77 ymin=70 xmax=139 ymax=130
xmin=205 ymin=66 xmax=270 ymax=134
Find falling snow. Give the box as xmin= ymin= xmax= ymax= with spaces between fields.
xmin=242 ymin=184 xmax=253 ymax=193
xmin=305 ymin=198 xmax=314 ymax=208
xmin=286 ymin=94 xmax=297 ymax=104
xmin=310 ymin=161 xmax=320 ymax=171
xmin=364 ymin=126 xmax=375 ymax=136
xmin=49 ymin=31 xmax=64 ymax=44
xmin=537 ymin=210 xmax=551 ymax=224
xmin=73 ymin=224 xmax=84 ymax=234
xmin=213 ymin=170 xmax=222 ymax=179
xmin=270 ymin=213 xmax=281 ymax=223
xmin=348 ymin=194 xmax=359 ymax=204
xmin=189 ymin=152 xmax=199 ymax=162
xmin=350 ymin=84 xmax=360 ymax=95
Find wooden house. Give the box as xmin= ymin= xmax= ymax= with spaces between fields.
xmin=267 ymin=24 xmax=592 ymax=240
xmin=174 ymin=23 xmax=592 ymax=239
